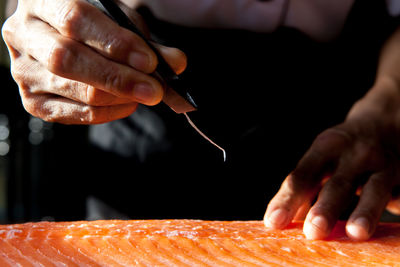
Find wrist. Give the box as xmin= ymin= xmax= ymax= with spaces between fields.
xmin=359 ymin=76 xmax=400 ymax=110
xmin=346 ymin=77 xmax=400 ymax=123
xmin=345 ymin=76 xmax=400 ymax=147
xmin=374 ymin=75 xmax=400 ymax=95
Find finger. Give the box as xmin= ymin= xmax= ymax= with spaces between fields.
xmin=303 ymin=142 xmax=380 ymax=240
xmin=31 ymin=0 xmax=188 ymax=76
xmin=17 ymin=19 xmax=163 ymax=106
xmin=264 ymin=128 xmax=349 ymax=229
xmin=2 ymin=16 xmax=22 ymax=59
xmin=115 ymin=2 xmax=188 ymax=73
xmin=153 ymin=43 xmax=188 ymax=75
xmin=264 ymin=174 xmax=321 ymax=229
xmin=31 ymin=0 xmax=157 ymax=73
xmin=303 ymin=173 xmax=357 ymax=240
xmin=387 ymin=199 xmax=400 ymax=215
xmin=20 ymin=89 xmax=137 ymax=125
xmin=293 ymin=201 xmax=311 ymax=221
xmin=387 ymin=185 xmax=400 ymax=215
xmin=12 ymin=55 xmax=134 ymax=106
xmin=346 ymin=171 xmax=393 ymax=241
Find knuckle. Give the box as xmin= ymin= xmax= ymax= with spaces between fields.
xmin=20 ymin=95 xmax=71 ymax=124
xmin=81 ymin=105 xmax=117 ymax=124
xmin=281 ymin=173 xmax=309 ymax=196
xmin=289 ymin=168 xmax=315 ymax=189
xmin=84 ymin=105 xmax=137 ymax=124
xmin=339 ymin=142 xmax=384 ymax=173
xmin=10 ymin=61 xmax=25 ymax=83
xmin=2 ymin=21 xmax=21 ymax=59
xmin=46 ymin=39 xmax=76 ymax=74
xmin=356 ymin=143 xmax=384 ymax=169
xmin=42 ymin=103 xmax=86 ymax=124
xmin=84 ymin=86 xmax=99 ymax=106
xmin=11 ymin=61 xmax=37 ymax=92
xmin=20 ymin=98 xmax=34 ymax=116
xmin=80 ymin=105 xmax=97 ymax=123
xmin=58 ymin=0 xmax=88 ymax=37
xmin=105 ymin=72 xmax=123 ymax=92
xmin=85 ymin=87 xmax=122 ymax=106
xmin=280 ymin=177 xmax=295 ymax=193
xmin=85 ymin=86 xmax=105 ymax=106
xmin=102 ymin=66 xmax=128 ymax=93
xmin=103 ymin=34 xmax=131 ymax=57
xmin=1 ymin=18 xmax=14 ymax=43
xmin=17 ymin=88 xmax=98 ymax=124
xmin=315 ymin=127 xmax=353 ymax=147
xmin=27 ymin=101 xmax=55 ymax=122
xmin=325 ymin=175 xmax=354 ymax=196
xmin=284 ymin=173 xmax=301 ymax=191
xmin=19 ymin=94 xmax=43 ymax=119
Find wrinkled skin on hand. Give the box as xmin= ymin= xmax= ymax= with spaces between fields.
xmin=2 ymin=0 xmax=187 ymax=124
xmin=265 ymin=80 xmax=400 ymax=241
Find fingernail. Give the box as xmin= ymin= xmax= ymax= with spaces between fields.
xmin=265 ymin=209 xmax=288 ymax=228
xmin=304 ymin=215 xmax=328 ymax=239
xmin=133 ymin=83 xmax=155 ymax=103
xmin=128 ymin=52 xmax=149 ymax=71
xmin=346 ymin=217 xmax=370 ymax=240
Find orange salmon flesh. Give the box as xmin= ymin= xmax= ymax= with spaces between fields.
xmin=0 ymin=220 xmax=399 ymax=266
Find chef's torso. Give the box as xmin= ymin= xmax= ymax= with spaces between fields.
xmin=137 ymin=0 xmax=400 ymax=41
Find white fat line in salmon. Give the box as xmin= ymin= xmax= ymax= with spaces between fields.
xmin=183 ymin=112 xmax=226 ymax=162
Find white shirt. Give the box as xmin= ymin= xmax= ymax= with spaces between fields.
xmin=136 ymin=0 xmax=400 ymax=41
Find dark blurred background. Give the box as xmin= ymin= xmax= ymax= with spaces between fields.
xmin=1 ymin=2 xmax=400 ymax=225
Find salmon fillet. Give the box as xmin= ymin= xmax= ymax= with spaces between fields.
xmin=0 ymin=220 xmax=399 ymax=266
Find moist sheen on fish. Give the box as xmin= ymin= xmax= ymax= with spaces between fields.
xmin=0 ymin=220 xmax=399 ymax=266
